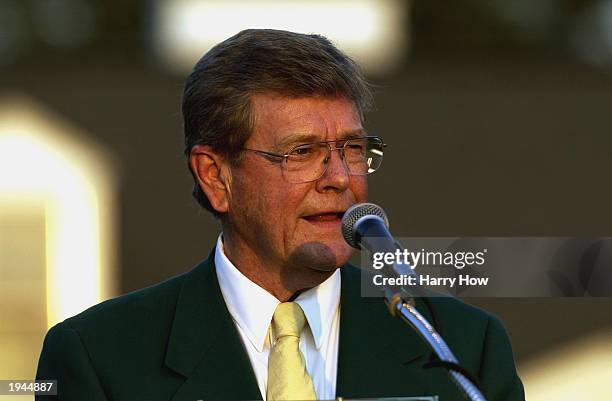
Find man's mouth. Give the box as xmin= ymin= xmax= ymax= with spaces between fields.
xmin=302 ymin=212 xmax=344 ymax=222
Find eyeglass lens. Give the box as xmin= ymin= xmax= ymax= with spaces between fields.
xmin=283 ymin=138 xmax=384 ymax=183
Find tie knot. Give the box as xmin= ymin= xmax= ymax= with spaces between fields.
xmin=271 ymin=302 xmax=307 ymax=338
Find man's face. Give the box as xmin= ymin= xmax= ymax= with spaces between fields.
xmin=225 ymin=94 xmax=368 ymax=273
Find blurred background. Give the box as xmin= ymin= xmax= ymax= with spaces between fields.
xmin=0 ymin=0 xmax=611 ymax=400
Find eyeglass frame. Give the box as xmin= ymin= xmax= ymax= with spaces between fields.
xmin=241 ymin=135 xmax=387 ymax=183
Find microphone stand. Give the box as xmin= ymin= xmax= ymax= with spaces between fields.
xmin=379 ymin=279 xmax=487 ymax=401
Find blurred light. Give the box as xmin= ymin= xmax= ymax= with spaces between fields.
xmin=519 ymin=329 xmax=612 ymax=400
xmin=33 ymin=0 xmax=97 ymax=49
xmin=151 ymin=0 xmax=408 ymax=75
xmin=0 ymin=95 xmax=118 ymax=327
xmin=0 ymin=198 xmax=47 ymax=379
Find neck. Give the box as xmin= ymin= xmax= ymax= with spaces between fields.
xmin=220 ymin=231 xmax=333 ymax=302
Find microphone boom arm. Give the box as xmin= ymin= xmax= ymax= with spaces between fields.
xmin=382 ymin=287 xmax=487 ymax=401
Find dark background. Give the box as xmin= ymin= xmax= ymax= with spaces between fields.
xmin=2 ymin=0 xmax=611 ymax=368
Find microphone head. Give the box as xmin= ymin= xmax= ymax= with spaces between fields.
xmin=342 ymin=202 xmax=389 ymax=249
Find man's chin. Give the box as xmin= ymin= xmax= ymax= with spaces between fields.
xmin=287 ymin=241 xmax=353 ymax=272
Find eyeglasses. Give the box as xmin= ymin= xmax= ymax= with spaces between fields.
xmin=243 ymin=135 xmax=386 ymax=184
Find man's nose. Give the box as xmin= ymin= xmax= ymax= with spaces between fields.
xmin=315 ymin=147 xmax=350 ymax=192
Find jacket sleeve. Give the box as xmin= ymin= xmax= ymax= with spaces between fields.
xmin=478 ymin=314 xmax=526 ymax=401
xmin=36 ymin=321 xmax=108 ymax=401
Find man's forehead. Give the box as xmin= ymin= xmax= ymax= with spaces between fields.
xmin=249 ymin=93 xmax=362 ymax=143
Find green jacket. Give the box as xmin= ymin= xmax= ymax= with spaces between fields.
xmin=36 ymin=252 xmax=525 ymax=401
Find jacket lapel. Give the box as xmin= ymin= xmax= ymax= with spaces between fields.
xmin=165 ymin=252 xmax=261 ymax=401
xmin=336 ymin=265 xmax=437 ymax=399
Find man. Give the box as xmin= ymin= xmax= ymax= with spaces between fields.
xmin=37 ymin=29 xmax=525 ymax=401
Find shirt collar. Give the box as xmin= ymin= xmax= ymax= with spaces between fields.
xmin=214 ymin=235 xmax=341 ymax=352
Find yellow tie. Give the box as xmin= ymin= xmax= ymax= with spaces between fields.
xmin=266 ymin=302 xmax=317 ymax=401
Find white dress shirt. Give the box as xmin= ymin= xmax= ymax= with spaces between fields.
xmin=214 ymin=235 xmax=341 ymax=400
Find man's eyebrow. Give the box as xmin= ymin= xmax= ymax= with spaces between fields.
xmin=276 ymin=129 xmax=367 ymax=149
xmin=276 ymin=133 xmax=321 ymax=149
xmin=337 ymin=128 xmax=367 ymax=139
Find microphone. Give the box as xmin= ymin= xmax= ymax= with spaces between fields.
xmin=342 ymin=202 xmax=390 ymax=249
xmin=342 ymin=202 xmax=415 ymax=279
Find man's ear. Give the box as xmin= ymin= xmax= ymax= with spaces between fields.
xmin=189 ymin=144 xmax=232 ymax=214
